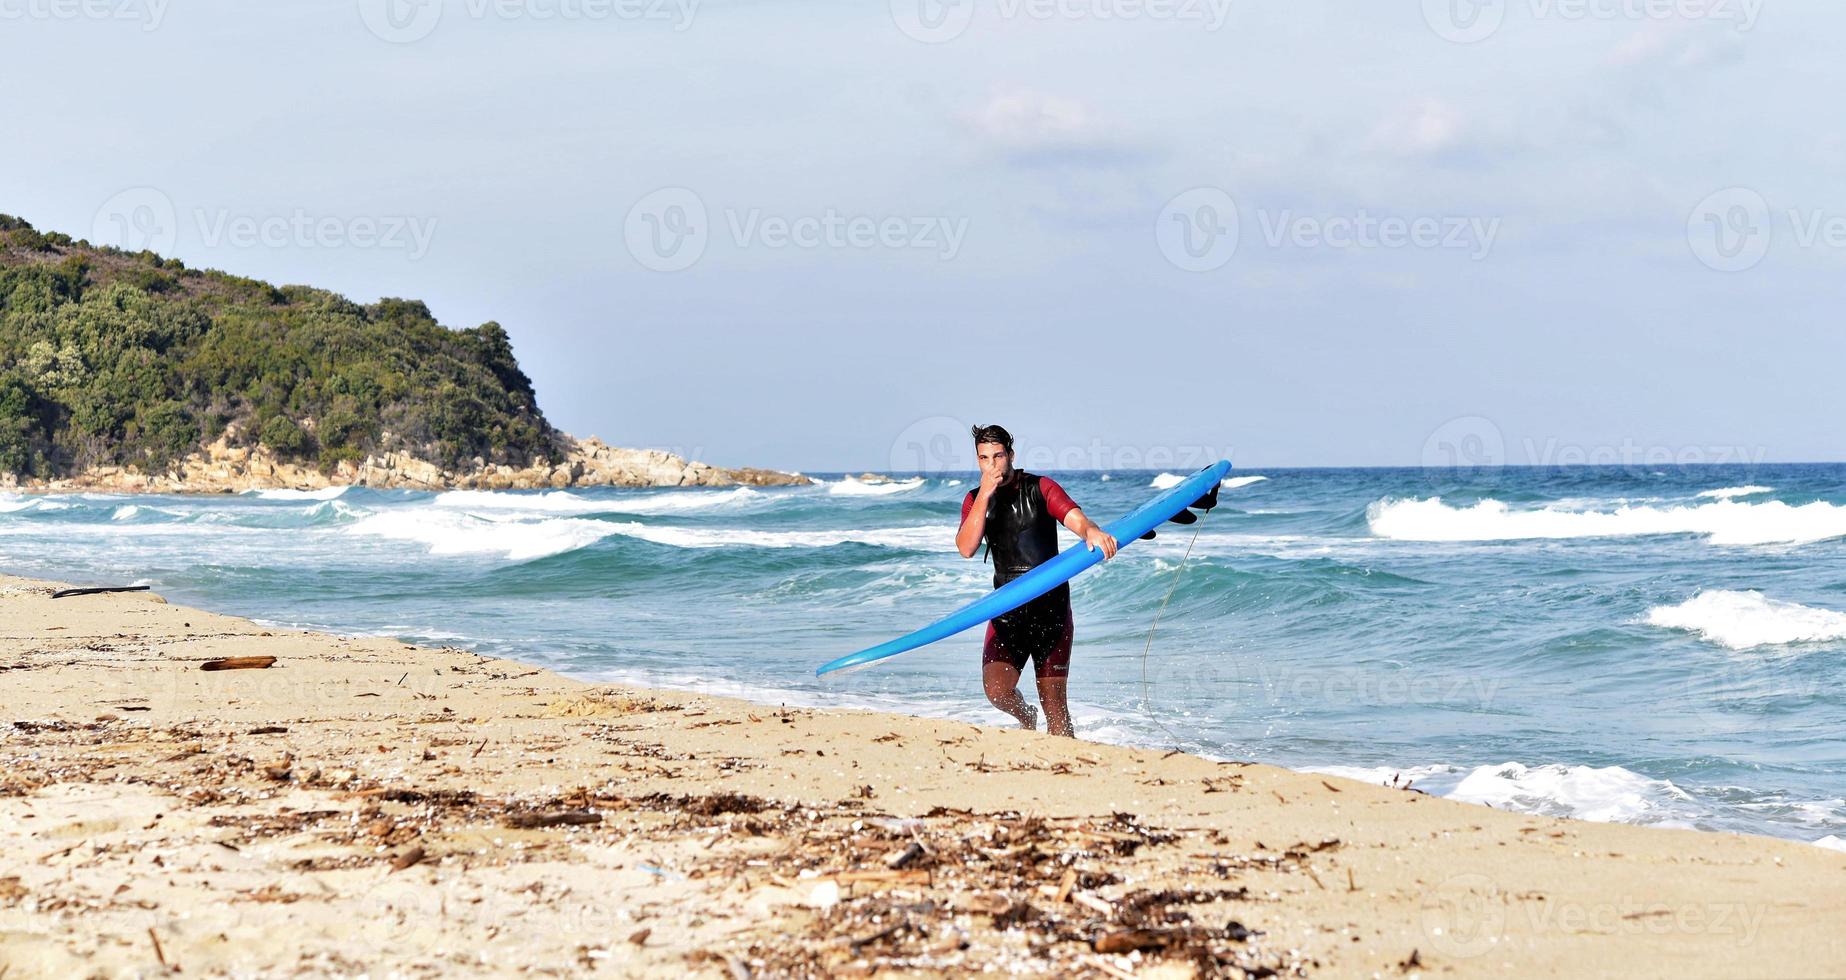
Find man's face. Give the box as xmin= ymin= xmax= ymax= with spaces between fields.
xmin=976 ymin=442 xmax=1013 ymax=478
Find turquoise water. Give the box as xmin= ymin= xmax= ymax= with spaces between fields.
xmin=4 ymin=465 xmax=1844 ymax=849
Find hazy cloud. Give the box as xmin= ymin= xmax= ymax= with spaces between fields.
xmin=960 ymin=88 xmax=1143 ymax=166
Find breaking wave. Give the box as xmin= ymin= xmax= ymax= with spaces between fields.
xmin=1367 ymin=496 xmax=1846 ymax=546
xmin=1646 ymin=590 xmax=1846 ymax=650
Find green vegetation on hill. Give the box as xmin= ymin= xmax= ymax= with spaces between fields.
xmin=0 ymin=214 xmax=561 ymax=478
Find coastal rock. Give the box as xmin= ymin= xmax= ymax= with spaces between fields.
xmin=3 ymin=433 xmax=811 ymax=494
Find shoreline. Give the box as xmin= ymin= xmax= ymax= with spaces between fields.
xmin=3 ymin=573 xmax=1843 ymax=977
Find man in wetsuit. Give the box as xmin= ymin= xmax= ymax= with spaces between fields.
xmin=956 ymin=424 xmax=1117 ymax=738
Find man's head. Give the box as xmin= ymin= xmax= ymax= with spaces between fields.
xmin=972 ymin=423 xmax=1015 ymax=478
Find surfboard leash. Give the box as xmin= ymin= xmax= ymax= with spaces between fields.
xmin=1137 ymin=515 xmax=1208 ymax=750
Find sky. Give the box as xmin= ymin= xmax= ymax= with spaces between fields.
xmin=2 ymin=0 xmax=1840 ymax=472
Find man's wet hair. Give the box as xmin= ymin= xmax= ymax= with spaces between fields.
xmin=971 ymin=424 xmax=1014 ymax=452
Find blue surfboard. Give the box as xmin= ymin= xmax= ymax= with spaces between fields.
xmin=816 ymin=460 xmax=1233 ymax=676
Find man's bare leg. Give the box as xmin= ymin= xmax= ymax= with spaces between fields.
xmin=983 ymin=662 xmax=1038 ymax=730
xmin=1036 ymin=675 xmax=1074 ymax=738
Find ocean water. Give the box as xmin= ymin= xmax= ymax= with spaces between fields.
xmin=3 ymin=465 xmax=1844 ymax=851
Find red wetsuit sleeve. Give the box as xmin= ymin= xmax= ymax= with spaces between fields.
xmin=961 ymin=489 xmax=976 ymax=523
xmin=1040 ymin=477 xmax=1076 ymax=524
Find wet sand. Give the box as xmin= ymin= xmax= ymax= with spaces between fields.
xmin=1 ymin=573 xmax=1841 ymax=978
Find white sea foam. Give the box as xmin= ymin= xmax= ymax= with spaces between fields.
xmin=1367 ymin=496 xmax=1846 ymax=546
xmin=1153 ymin=473 xmax=1262 ymax=491
xmin=245 ymin=487 xmax=349 ymax=501
xmin=1304 ymin=764 xmax=1461 ymax=791
xmin=0 ymin=495 xmax=71 ymax=514
xmin=603 ymin=523 xmax=951 ymax=551
xmin=1448 ymin=762 xmax=1693 ymax=824
xmin=346 ymin=504 xmax=952 ymax=557
xmin=1311 ymin=761 xmax=1694 ymax=825
xmin=828 ymin=476 xmax=925 ymax=496
xmin=1645 ymin=590 xmax=1846 ymax=650
xmin=431 ymin=487 xmax=765 ymax=516
xmin=343 ymin=510 xmax=621 ymax=561
xmin=306 ymin=499 xmax=368 ymax=521
xmin=1698 ymin=485 xmax=1774 ymax=499
xmin=1814 ymin=835 xmax=1846 ymax=853
xmin=111 ymin=505 xmax=141 ymax=521
xmin=608 ymin=487 xmax=767 ymax=514
xmin=431 ymin=489 xmax=603 ymax=512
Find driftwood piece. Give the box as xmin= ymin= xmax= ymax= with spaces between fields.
xmin=389 ymin=846 xmax=426 ymax=873
xmin=884 ymin=842 xmax=925 ymax=870
xmin=815 ymin=869 xmax=930 ymax=885
xmin=201 ymin=657 xmax=277 ymax=672
xmin=53 ymin=586 xmax=151 ymax=599
xmin=504 ymin=811 xmax=603 ymax=829
xmin=1094 ymin=928 xmax=1173 ymax=954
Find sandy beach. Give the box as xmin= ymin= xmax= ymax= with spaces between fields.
xmin=1 ymin=572 xmax=1841 ymax=979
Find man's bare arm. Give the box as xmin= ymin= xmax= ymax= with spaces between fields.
xmin=957 ymin=500 xmax=988 ymax=558
xmin=1062 ymin=507 xmax=1119 ymax=560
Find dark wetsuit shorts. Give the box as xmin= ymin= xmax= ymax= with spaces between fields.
xmin=982 ymin=581 xmax=1072 ymax=678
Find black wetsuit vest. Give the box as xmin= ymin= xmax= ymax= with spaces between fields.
xmin=975 ymin=470 xmax=1072 ymax=637
xmin=981 ymin=471 xmax=1061 ymax=579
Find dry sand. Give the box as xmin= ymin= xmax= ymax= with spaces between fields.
xmin=1 ymin=573 xmax=1841 ymax=978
